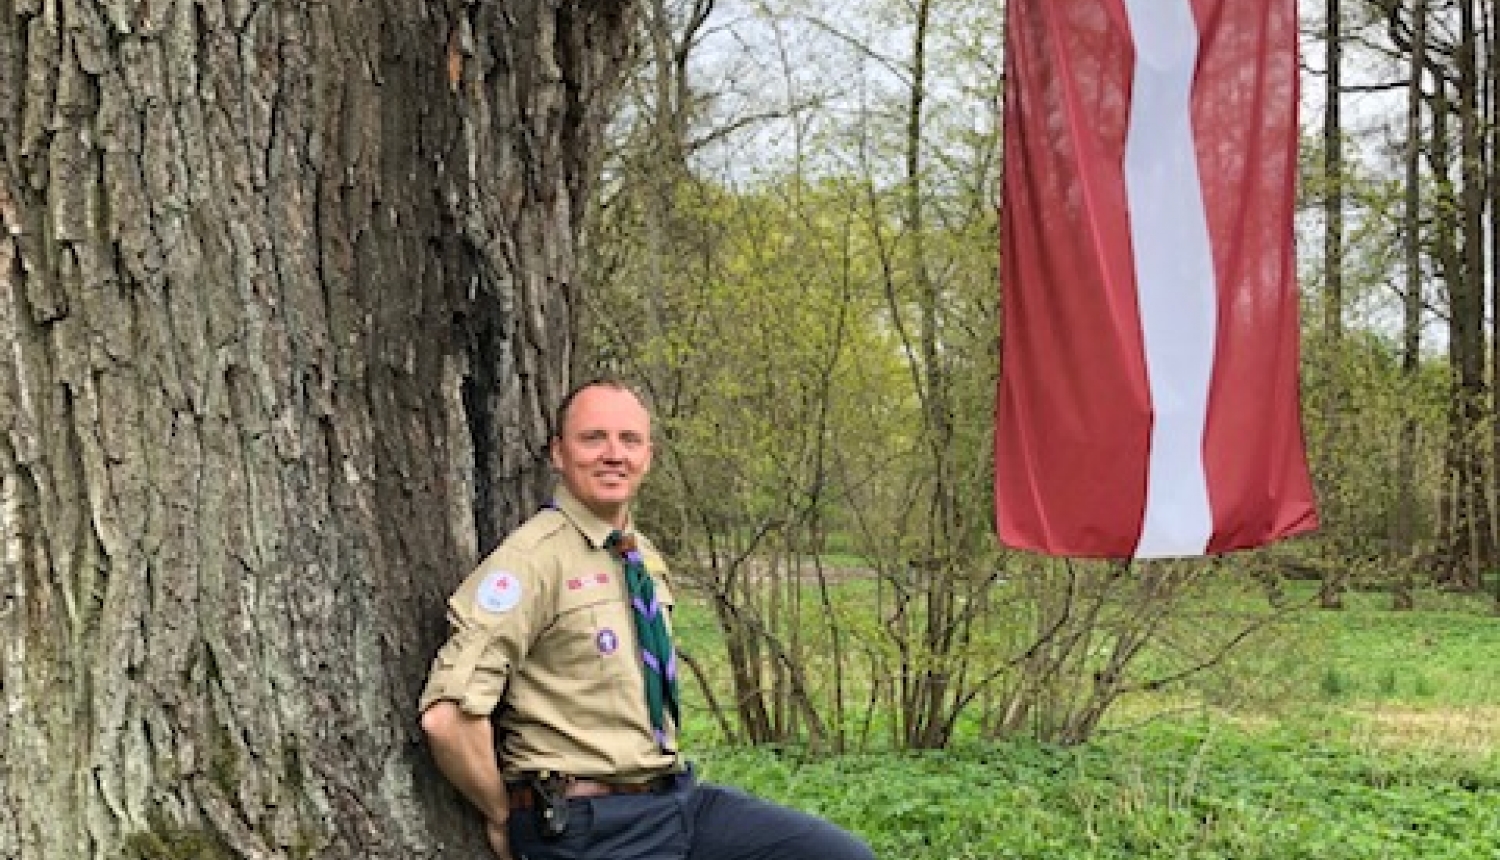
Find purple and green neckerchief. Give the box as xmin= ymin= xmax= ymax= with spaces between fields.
xmin=604 ymin=530 xmax=680 ymax=750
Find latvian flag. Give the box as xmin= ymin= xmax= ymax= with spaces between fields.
xmin=995 ymin=0 xmax=1319 ymax=558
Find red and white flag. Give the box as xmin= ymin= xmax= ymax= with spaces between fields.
xmin=995 ymin=0 xmax=1319 ymax=558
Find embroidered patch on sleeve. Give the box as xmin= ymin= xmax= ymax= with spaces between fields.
xmin=476 ymin=570 xmax=523 ymax=614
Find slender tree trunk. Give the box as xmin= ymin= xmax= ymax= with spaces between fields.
xmin=1449 ymin=0 xmax=1493 ymax=591
xmin=0 ymin=2 xmax=635 ymax=857
xmin=894 ymin=0 xmax=960 ymax=751
xmin=1319 ymin=0 xmax=1346 ymax=610
xmin=1424 ymin=65 xmax=1460 ymax=579
xmin=1394 ymin=0 xmax=1428 ymax=612
xmin=1489 ymin=0 xmax=1500 ymax=609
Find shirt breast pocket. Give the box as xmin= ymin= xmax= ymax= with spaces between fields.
xmin=549 ymin=587 xmax=637 ymax=684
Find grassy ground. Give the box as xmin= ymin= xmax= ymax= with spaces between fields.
xmin=679 ymin=583 xmax=1500 ymax=859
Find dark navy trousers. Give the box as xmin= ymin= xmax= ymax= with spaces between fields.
xmin=508 ymin=769 xmax=876 ymax=860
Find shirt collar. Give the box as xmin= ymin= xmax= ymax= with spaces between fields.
xmin=551 ymin=484 xmax=632 ymax=551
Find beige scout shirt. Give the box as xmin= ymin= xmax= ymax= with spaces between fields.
xmin=419 ymin=486 xmax=680 ymax=780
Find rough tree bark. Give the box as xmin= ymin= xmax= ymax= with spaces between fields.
xmin=0 ymin=1 xmax=634 ymax=858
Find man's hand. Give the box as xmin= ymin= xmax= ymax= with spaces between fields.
xmin=486 ymin=816 xmax=515 ymax=860
xmin=421 ymin=703 xmax=517 ymax=858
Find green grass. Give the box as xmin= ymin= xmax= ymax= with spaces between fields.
xmin=694 ymin=721 xmax=1500 ymax=859
xmin=1298 ymin=591 xmax=1500 ymax=707
xmin=676 ymin=583 xmax=1500 ymax=859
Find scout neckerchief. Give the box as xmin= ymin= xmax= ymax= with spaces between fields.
xmin=605 ymin=530 xmax=680 ymax=750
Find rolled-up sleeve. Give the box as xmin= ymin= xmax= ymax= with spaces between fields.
xmin=418 ymin=557 xmax=543 ymax=716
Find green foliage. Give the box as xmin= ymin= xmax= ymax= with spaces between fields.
xmin=590 ymin=0 xmax=1012 ymax=748
xmin=1276 ymin=584 xmax=1500 ymax=708
xmin=590 ymin=160 xmax=1013 ymax=747
xmin=593 ymin=0 xmax=1486 ymax=761
xmin=1300 ymin=328 xmax=1448 ymax=561
xmin=695 ymin=723 xmax=1499 ymax=859
xmin=690 ymin=593 xmax=1500 ymax=859
xmin=668 ymin=555 xmax=1317 ymax=749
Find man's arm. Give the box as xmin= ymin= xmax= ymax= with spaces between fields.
xmin=421 ymin=701 xmax=513 ymax=858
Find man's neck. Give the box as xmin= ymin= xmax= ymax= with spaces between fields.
xmin=552 ymin=485 xmax=630 ymax=533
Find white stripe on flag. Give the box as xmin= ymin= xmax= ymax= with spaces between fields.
xmin=1123 ymin=0 xmax=1216 ymax=557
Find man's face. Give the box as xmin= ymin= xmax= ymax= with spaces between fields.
xmin=550 ymin=385 xmax=653 ymax=526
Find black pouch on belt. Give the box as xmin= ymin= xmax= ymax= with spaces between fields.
xmin=530 ymin=773 xmax=570 ymax=841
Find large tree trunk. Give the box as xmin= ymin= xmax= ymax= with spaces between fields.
xmin=0 ymin=2 xmax=633 ymax=858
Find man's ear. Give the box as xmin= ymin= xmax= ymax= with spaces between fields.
xmin=548 ymin=438 xmax=562 ymax=471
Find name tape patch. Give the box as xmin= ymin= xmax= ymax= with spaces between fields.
xmin=567 ymin=571 xmax=612 ymax=591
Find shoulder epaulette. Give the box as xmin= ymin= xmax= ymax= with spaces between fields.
xmin=505 ymin=507 xmax=571 ymax=552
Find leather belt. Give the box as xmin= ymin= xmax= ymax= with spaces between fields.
xmin=508 ymin=775 xmax=674 ymax=810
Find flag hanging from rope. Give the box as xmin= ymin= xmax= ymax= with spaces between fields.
xmin=994 ymin=0 xmax=1319 ymax=558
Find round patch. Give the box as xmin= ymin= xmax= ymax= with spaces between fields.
xmin=476 ymin=570 xmax=523 ymax=614
xmin=596 ymin=628 xmax=620 ymax=655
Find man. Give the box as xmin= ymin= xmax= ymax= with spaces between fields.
xmin=420 ymin=378 xmax=876 ymax=860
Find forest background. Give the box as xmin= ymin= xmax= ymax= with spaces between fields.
xmin=2 ymin=0 xmax=1498 ymax=858
xmin=593 ymin=0 xmax=1489 ymax=741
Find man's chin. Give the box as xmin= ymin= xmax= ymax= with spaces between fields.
xmin=583 ymin=491 xmax=631 ymax=515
